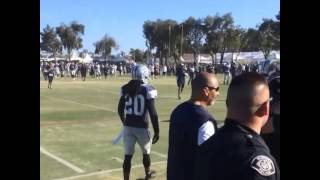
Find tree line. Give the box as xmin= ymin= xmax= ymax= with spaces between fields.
xmin=40 ymin=12 xmax=279 ymax=65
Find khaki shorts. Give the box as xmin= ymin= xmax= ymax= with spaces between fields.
xmin=123 ymin=126 xmax=152 ymax=155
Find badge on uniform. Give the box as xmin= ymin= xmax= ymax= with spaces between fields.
xmin=251 ymin=155 xmax=275 ymax=176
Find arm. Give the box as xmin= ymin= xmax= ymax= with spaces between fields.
xmin=117 ymin=96 xmax=125 ymax=124
xmin=197 ymin=121 xmax=215 ymax=145
xmin=146 ymin=99 xmax=159 ymax=144
xmin=243 ymin=154 xmax=279 ymax=180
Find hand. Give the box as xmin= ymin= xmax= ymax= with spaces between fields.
xmin=152 ymin=134 xmax=159 ymax=144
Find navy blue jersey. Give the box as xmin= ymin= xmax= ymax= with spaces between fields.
xmin=167 ymin=101 xmax=217 ymax=180
xmin=120 ymin=83 xmax=157 ymax=129
xmin=176 ymin=65 xmax=186 ymax=80
xmin=223 ymin=64 xmax=231 ymax=73
xmin=48 ymin=69 xmax=54 ymax=76
xmin=47 ymin=69 xmax=54 ymax=81
xmin=69 ymin=64 xmax=75 ymax=70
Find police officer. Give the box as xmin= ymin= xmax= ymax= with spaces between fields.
xmin=193 ymin=72 xmax=280 ymax=180
xmin=261 ymin=69 xmax=280 ymax=167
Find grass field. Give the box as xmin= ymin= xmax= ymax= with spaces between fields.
xmin=40 ymin=74 xmax=229 ymax=180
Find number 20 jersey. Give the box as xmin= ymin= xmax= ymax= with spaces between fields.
xmin=120 ymin=83 xmax=157 ymax=129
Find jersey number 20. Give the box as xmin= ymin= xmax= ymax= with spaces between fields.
xmin=125 ymin=95 xmax=145 ymax=116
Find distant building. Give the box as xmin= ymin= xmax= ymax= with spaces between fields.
xmin=180 ymin=51 xmax=280 ymax=64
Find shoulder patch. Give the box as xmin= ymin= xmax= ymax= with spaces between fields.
xmin=250 ymin=155 xmax=275 ymax=176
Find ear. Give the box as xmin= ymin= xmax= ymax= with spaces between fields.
xmin=255 ymin=102 xmax=269 ymax=117
xmin=203 ymin=87 xmax=210 ymax=96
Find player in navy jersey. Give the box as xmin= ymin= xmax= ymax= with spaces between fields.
xmin=47 ymin=68 xmax=55 ymax=89
xmin=117 ymin=64 xmax=159 ymax=180
xmin=176 ymin=63 xmax=187 ymax=99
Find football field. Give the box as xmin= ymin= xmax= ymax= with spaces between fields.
xmin=40 ymin=74 xmax=228 ymax=180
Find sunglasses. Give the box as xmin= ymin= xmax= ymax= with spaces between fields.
xmin=205 ymin=85 xmax=219 ymax=92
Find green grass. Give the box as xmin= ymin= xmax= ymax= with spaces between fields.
xmin=40 ymin=74 xmax=228 ymax=180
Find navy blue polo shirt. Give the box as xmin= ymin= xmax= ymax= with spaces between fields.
xmin=167 ymin=101 xmax=217 ymax=180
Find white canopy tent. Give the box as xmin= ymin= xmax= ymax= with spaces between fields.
xmin=70 ymin=52 xmax=83 ymax=61
xmin=81 ymin=54 xmax=93 ymax=63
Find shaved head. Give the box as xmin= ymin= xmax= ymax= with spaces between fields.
xmin=191 ymin=72 xmax=218 ymax=92
xmin=227 ymin=72 xmax=269 ymax=117
xmin=190 ymin=72 xmax=219 ymax=106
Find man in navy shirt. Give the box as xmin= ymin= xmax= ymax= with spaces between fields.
xmin=167 ymin=72 xmax=220 ymax=180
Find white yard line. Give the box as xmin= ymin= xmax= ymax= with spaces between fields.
xmin=151 ymin=151 xmax=168 ymax=158
xmin=40 ymin=95 xmax=117 ymax=113
xmin=111 ymin=157 xmax=123 ymax=163
xmin=40 ymin=147 xmax=85 ymax=173
xmin=110 ymin=144 xmax=167 ymax=159
xmin=54 ymin=161 xmax=167 ymax=180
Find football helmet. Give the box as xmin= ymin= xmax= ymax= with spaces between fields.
xmin=131 ymin=64 xmax=150 ymax=83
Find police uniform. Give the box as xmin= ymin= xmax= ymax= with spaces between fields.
xmin=193 ymin=119 xmax=280 ymax=180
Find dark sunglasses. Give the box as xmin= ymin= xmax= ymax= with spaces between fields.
xmin=205 ymin=86 xmax=219 ymax=92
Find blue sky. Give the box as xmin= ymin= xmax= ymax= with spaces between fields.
xmin=40 ymin=0 xmax=279 ymax=54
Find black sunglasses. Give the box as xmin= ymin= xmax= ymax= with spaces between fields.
xmin=206 ymin=86 xmax=219 ymax=92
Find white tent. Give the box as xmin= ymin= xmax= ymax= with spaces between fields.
xmin=198 ymin=55 xmax=212 ymax=64
xmin=42 ymin=57 xmax=66 ymax=62
xmin=70 ymin=52 xmax=83 ymax=61
xmin=81 ymin=54 xmax=93 ymax=63
xmin=268 ymin=51 xmax=280 ymax=60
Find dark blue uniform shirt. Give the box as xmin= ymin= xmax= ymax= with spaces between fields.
xmin=193 ymin=119 xmax=280 ymax=180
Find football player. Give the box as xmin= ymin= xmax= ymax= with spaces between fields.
xmin=117 ymin=64 xmax=160 ymax=180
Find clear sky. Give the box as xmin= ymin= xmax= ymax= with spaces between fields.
xmin=40 ymin=0 xmax=279 ymax=54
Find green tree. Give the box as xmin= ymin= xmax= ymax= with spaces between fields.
xmin=40 ymin=25 xmax=62 ymax=61
xmin=218 ymin=13 xmax=234 ymax=64
xmin=129 ymin=48 xmax=144 ymax=62
xmin=203 ymin=14 xmax=223 ymax=65
xmin=183 ymin=17 xmax=205 ymax=65
xmin=225 ymin=27 xmax=243 ymax=61
xmin=56 ymin=21 xmax=85 ymax=61
xmin=94 ymin=34 xmax=118 ymax=60
xmin=242 ymin=28 xmax=260 ymax=52
xmin=143 ymin=19 xmax=178 ymax=65
xmin=258 ymin=18 xmax=279 ymax=59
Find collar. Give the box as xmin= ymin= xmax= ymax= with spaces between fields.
xmin=225 ymin=118 xmax=259 ymax=136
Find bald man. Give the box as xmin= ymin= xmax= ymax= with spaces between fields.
xmin=167 ymin=72 xmax=220 ymax=180
xmin=193 ymin=72 xmax=280 ymax=180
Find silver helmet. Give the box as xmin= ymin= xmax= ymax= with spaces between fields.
xmin=131 ymin=64 xmax=150 ymax=83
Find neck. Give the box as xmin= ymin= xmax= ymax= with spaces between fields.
xmin=227 ymin=113 xmax=261 ymax=134
xmin=242 ymin=120 xmax=261 ymax=134
xmin=189 ymin=97 xmax=207 ymax=107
